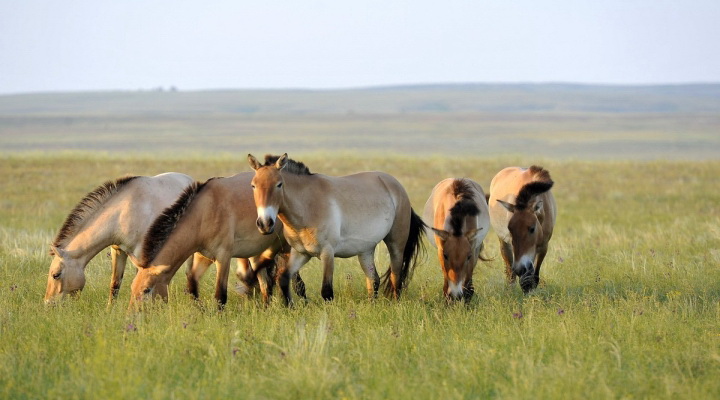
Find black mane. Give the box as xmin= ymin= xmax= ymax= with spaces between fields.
xmin=449 ymin=179 xmax=480 ymax=236
xmin=52 ymin=175 xmax=139 ymax=251
xmin=140 ymin=179 xmax=212 ymax=267
xmin=515 ymin=178 xmax=554 ymax=211
xmin=263 ymin=154 xmax=313 ymax=175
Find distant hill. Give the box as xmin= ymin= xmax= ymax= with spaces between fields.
xmin=1 ymin=83 xmax=720 ymax=115
xmin=1 ymin=83 xmax=718 ymax=160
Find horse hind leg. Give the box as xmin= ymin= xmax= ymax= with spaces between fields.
xmin=109 ymin=246 xmax=128 ymax=303
xmin=358 ymin=251 xmax=380 ymax=299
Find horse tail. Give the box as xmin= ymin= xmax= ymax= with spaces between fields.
xmin=382 ymin=208 xmax=426 ymax=297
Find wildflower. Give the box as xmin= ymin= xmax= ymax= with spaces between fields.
xmin=9 ymin=284 xmax=17 ymax=291
xmin=232 ymin=347 xmax=240 ymax=357
xmin=513 ymin=312 xmax=523 ymax=319
xmin=125 ymin=323 xmax=137 ymax=332
xmin=182 ymin=322 xmax=189 ymax=329
xmin=557 ymin=308 xmax=565 ymax=315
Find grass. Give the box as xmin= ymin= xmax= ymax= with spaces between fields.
xmin=1 ymin=153 xmax=719 ymax=399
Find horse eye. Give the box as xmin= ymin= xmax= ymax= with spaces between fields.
xmin=143 ymin=287 xmax=152 ymax=294
xmin=276 ymin=182 xmax=283 ymax=188
xmin=52 ymin=272 xmax=61 ymax=280
xmin=443 ymin=253 xmax=448 ymax=260
xmin=529 ymin=225 xmax=536 ymax=234
xmin=250 ymin=184 xmax=256 ymax=189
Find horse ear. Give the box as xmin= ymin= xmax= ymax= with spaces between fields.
xmin=496 ymin=199 xmax=516 ymax=213
xmin=275 ymin=153 xmax=288 ymax=170
xmin=465 ymin=227 xmax=483 ymax=242
xmin=50 ymin=245 xmax=65 ymax=258
xmin=533 ymin=199 xmax=544 ymax=214
xmin=247 ymin=154 xmax=262 ymax=171
xmin=431 ymin=228 xmax=450 ymax=241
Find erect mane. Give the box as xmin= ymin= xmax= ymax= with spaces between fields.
xmin=262 ymin=154 xmax=313 ymax=175
xmin=140 ymin=179 xmax=213 ymax=267
xmin=52 ymin=175 xmax=139 ymax=251
xmin=449 ymin=179 xmax=480 ymax=236
xmin=515 ymin=166 xmax=554 ymax=210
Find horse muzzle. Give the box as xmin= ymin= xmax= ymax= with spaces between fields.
xmin=256 ymin=217 xmax=275 ymax=235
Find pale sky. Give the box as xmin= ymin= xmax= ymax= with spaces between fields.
xmin=1 ymin=0 xmax=719 ymax=94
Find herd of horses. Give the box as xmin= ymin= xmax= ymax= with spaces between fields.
xmin=44 ymin=154 xmax=556 ymax=309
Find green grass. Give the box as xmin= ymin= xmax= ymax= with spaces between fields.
xmin=1 ymin=154 xmax=719 ymax=399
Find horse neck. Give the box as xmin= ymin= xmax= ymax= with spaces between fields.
xmin=60 ymin=217 xmax=118 ymax=266
xmin=146 ymin=210 xmax=204 ymax=275
xmin=278 ymin=173 xmax=315 ymax=229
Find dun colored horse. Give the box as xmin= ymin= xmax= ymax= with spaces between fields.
xmin=248 ymin=153 xmax=425 ymax=305
xmin=423 ymin=178 xmax=490 ymax=300
xmin=488 ymin=166 xmax=556 ymax=293
xmin=129 ymin=172 xmax=305 ymax=308
xmin=45 ymin=173 xmax=194 ymax=304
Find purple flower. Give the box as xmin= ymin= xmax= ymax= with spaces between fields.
xmin=558 ymin=257 xmax=564 ymax=263
xmin=232 ymin=347 xmax=240 ymax=356
xmin=125 ymin=323 xmax=137 ymax=332
xmin=557 ymin=308 xmax=565 ymax=315
xmin=9 ymin=284 xmax=17 ymax=291
xmin=513 ymin=312 xmax=523 ymax=319
xmin=182 ymin=322 xmax=189 ymax=329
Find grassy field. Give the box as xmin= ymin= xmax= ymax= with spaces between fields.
xmin=1 ymin=153 xmax=719 ymax=399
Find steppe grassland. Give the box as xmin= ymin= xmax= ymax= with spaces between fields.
xmin=0 ymin=153 xmax=719 ymax=399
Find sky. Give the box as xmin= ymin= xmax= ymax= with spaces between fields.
xmin=1 ymin=0 xmax=719 ymax=94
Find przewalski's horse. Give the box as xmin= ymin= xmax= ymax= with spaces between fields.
xmin=247 ymin=153 xmax=426 ymax=306
xmin=129 ymin=172 xmax=305 ymax=309
xmin=44 ymin=173 xmax=195 ymax=304
xmin=423 ymin=178 xmax=490 ymax=301
xmin=488 ymin=166 xmax=556 ymax=293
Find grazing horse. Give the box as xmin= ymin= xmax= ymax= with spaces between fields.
xmin=44 ymin=173 xmax=195 ymax=304
xmin=488 ymin=166 xmax=556 ymax=293
xmin=423 ymin=178 xmax=490 ymax=300
xmin=247 ymin=153 xmax=425 ymax=305
xmin=129 ymin=172 xmax=305 ymax=308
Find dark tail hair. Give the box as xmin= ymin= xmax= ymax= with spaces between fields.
xmin=381 ymin=209 xmax=426 ymax=297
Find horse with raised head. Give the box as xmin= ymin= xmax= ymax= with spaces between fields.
xmin=423 ymin=178 xmax=490 ymax=300
xmin=247 ymin=153 xmax=426 ymax=306
xmin=129 ymin=172 xmax=305 ymax=309
xmin=488 ymin=166 xmax=556 ymax=293
xmin=44 ymin=173 xmax=196 ymax=304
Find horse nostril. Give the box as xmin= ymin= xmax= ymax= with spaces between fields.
xmin=256 ymin=219 xmax=264 ymax=230
xmin=267 ymin=218 xmax=274 ymax=228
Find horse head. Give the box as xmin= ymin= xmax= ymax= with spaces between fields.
xmin=247 ymin=153 xmax=287 ymax=235
xmin=431 ymin=227 xmax=482 ymax=301
xmin=129 ymin=265 xmax=170 ymax=310
xmin=44 ymin=245 xmax=85 ymax=304
xmin=497 ymin=194 xmax=547 ymax=291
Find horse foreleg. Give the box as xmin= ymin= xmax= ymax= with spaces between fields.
xmin=186 ymin=253 xmax=213 ymax=300
xmin=109 ymin=246 xmax=128 ymax=303
xmin=213 ymin=256 xmax=232 ymax=309
xmin=250 ymin=254 xmax=276 ymax=305
xmin=533 ymin=246 xmax=549 ymax=290
xmin=234 ymin=258 xmax=254 ymax=296
xmin=358 ymin=251 xmax=380 ymax=299
xmin=499 ymin=238 xmax=515 ymax=285
xmin=320 ymin=250 xmax=336 ymax=301
xmin=280 ymin=251 xmax=311 ymax=307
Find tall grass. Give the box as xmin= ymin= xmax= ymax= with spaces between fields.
xmin=1 ymin=154 xmax=719 ymax=399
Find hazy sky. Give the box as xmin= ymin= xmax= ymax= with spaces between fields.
xmin=1 ymin=0 xmax=719 ymax=94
